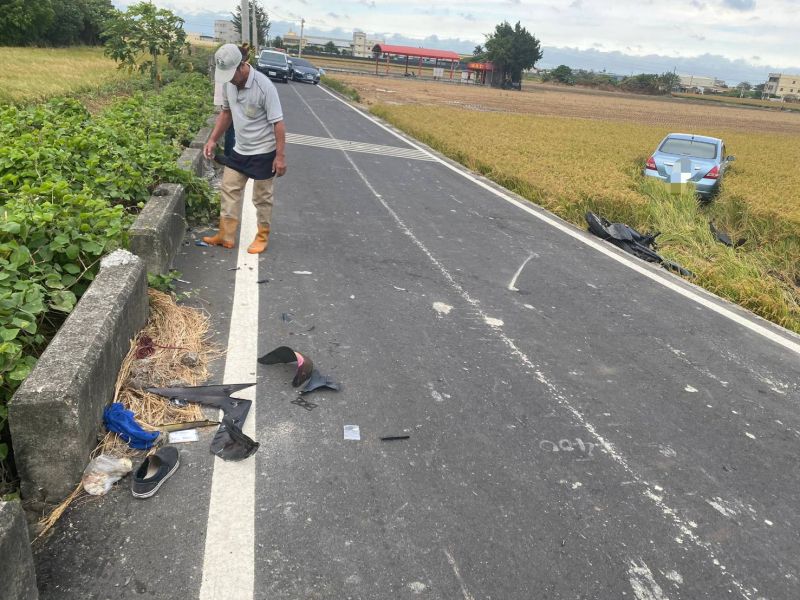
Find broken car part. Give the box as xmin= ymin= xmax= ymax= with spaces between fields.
xmin=147 ymin=384 xmax=259 ymax=461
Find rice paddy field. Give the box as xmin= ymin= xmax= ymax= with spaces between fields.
xmin=329 ymin=74 xmax=800 ymax=333
xmin=0 ymin=47 xmax=134 ymax=104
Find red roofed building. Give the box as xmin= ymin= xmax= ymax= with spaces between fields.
xmin=371 ymin=43 xmax=463 ymax=79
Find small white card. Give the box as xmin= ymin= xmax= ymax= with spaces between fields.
xmin=343 ymin=425 xmax=360 ymax=441
xmin=169 ymin=429 xmax=199 ymax=444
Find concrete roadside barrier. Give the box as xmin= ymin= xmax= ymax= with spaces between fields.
xmin=0 ymin=500 xmax=38 ymax=599
xmin=129 ymin=183 xmax=187 ymax=276
xmin=8 ymin=251 xmax=148 ymax=512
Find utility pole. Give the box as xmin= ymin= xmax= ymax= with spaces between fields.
xmin=251 ymin=4 xmax=258 ymax=54
xmin=298 ymin=18 xmax=305 ymax=56
xmin=240 ymin=0 xmax=250 ymax=46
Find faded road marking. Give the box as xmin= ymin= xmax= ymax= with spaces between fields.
xmin=444 ymin=549 xmax=476 ymax=600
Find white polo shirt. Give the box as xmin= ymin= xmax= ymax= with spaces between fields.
xmin=222 ymin=66 xmax=283 ymax=155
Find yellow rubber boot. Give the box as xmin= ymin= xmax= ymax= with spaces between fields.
xmin=247 ymin=225 xmax=270 ymax=254
xmin=202 ymin=217 xmax=238 ymax=248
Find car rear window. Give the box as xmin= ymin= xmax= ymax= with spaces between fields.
xmin=260 ymin=52 xmax=286 ymax=65
xmin=659 ymin=138 xmax=718 ymax=159
xmin=292 ymin=58 xmax=314 ymax=68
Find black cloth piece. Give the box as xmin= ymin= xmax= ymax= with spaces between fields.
xmin=258 ymin=346 xmax=314 ymax=387
xmin=214 ymin=149 xmax=276 ymax=180
xmin=585 ymin=212 xmax=693 ymax=277
xmin=300 ymin=369 xmax=341 ymax=395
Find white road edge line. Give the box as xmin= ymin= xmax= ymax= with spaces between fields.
xmin=317 ymin=84 xmax=800 ymax=357
xmin=199 ymin=183 xmax=258 ymax=600
xmin=508 ymin=254 xmax=534 ymax=292
xmin=305 ymin=85 xmax=759 ymax=599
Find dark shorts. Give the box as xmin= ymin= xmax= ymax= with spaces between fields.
xmin=215 ymin=149 xmax=276 ymax=180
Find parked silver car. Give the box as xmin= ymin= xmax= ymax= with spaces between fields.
xmin=644 ymin=133 xmax=735 ymax=199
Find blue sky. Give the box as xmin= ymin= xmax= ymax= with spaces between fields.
xmin=112 ymin=1 xmax=800 ymax=81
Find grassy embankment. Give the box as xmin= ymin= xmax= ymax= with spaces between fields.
xmin=368 ymin=103 xmax=800 ymax=332
xmin=321 ymin=75 xmax=361 ymax=102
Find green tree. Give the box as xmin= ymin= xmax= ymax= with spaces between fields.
xmin=103 ymin=1 xmax=187 ymax=90
xmin=272 ymin=35 xmax=284 ymax=49
xmin=0 ymin=0 xmax=55 ymax=46
xmin=548 ymin=64 xmax=574 ymax=84
xmin=231 ymin=1 xmax=270 ymax=47
xmin=324 ymin=41 xmax=339 ymax=55
xmin=484 ymin=21 xmax=542 ymax=84
xmin=78 ymin=0 xmax=116 ymax=45
xmin=659 ymin=71 xmax=680 ymax=93
xmin=473 ymin=44 xmax=484 ymax=57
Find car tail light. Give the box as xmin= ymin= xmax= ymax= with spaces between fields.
xmin=705 ymin=165 xmax=720 ymax=179
xmin=646 ymin=156 xmax=657 ymax=171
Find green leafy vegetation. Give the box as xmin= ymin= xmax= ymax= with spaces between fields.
xmin=0 ymin=73 xmax=216 ymax=476
xmin=0 ymin=0 xmax=114 ymax=47
xmin=321 ymin=76 xmax=361 ymax=102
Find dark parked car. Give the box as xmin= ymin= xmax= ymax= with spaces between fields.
xmin=644 ymin=133 xmax=735 ymax=199
xmin=256 ymin=50 xmax=292 ymax=83
xmin=290 ymin=56 xmax=321 ymax=84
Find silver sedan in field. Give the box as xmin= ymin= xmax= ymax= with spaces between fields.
xmin=644 ymin=133 xmax=735 ymax=199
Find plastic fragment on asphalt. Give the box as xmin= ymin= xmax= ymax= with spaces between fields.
xmin=169 ymin=429 xmax=200 ymax=443
xmin=380 ymin=435 xmax=410 ymax=441
xmin=195 ymin=240 xmax=210 ymax=247
xmin=300 ymin=369 xmax=341 ymax=394
xmin=258 ymin=346 xmax=314 ymax=387
xmin=344 ymin=425 xmax=361 ymax=441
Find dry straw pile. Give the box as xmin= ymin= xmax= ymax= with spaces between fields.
xmin=35 ymin=290 xmax=218 ymax=540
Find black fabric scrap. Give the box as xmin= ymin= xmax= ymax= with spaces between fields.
xmin=146 ymin=384 xmax=259 ymax=461
xmin=380 ymin=435 xmax=410 ymax=441
xmin=214 ymin=149 xmax=276 ymax=180
xmin=585 ymin=212 xmax=693 ymax=277
xmin=258 ymin=346 xmax=314 ymax=387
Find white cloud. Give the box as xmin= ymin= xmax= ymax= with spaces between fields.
xmin=115 ymin=0 xmax=800 ymax=67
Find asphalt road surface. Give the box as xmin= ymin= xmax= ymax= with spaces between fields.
xmin=35 ymin=81 xmax=800 ymax=600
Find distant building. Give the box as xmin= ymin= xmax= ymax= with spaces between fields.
xmin=352 ymin=31 xmax=384 ymax=58
xmin=677 ymin=74 xmax=725 ymax=94
xmin=215 ymin=20 xmax=238 ymax=44
xmin=764 ymin=72 xmax=800 ymax=98
xmin=187 ymin=31 xmax=215 ymax=45
xmin=283 ymin=30 xmax=351 ymax=52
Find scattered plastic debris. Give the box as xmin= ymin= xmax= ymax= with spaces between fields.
xmin=380 ymin=435 xmax=410 ymax=441
xmin=586 ymin=212 xmax=693 ymax=277
xmin=257 ymin=278 xmax=270 ymax=284
xmin=227 ymin=267 xmax=240 ymax=271
xmin=81 ymin=455 xmax=133 ymax=496
xmin=147 ymin=384 xmax=259 ymax=461
xmin=195 ymin=240 xmax=210 ymax=247
xmin=169 ymin=429 xmax=199 ymax=444
xmin=291 ymin=398 xmax=318 ymax=411
xmin=344 ymin=425 xmax=361 ymax=441
xmin=293 ymin=270 xmax=312 ymax=275
xmin=258 ymin=346 xmax=314 ymax=387
xmin=300 ymin=370 xmax=341 ymax=394
xmin=710 ymin=222 xmax=746 ymax=248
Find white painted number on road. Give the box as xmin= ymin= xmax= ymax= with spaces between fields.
xmin=540 ymin=438 xmax=596 ymax=457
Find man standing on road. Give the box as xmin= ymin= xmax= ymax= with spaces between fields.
xmin=203 ymin=43 xmax=287 ymax=254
